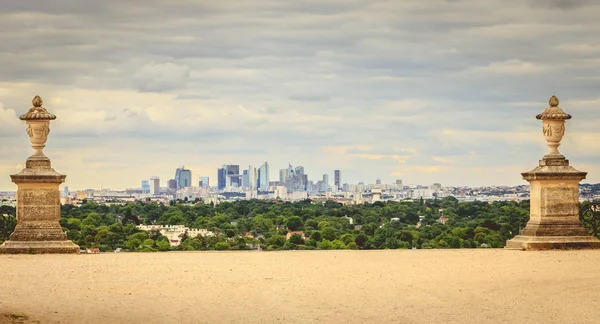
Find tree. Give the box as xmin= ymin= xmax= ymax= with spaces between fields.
xmin=285 ymin=216 xmax=303 ymax=231
xmin=317 ymin=239 xmax=333 ymax=250
xmin=0 ymin=214 xmax=16 ymax=243
xmin=321 ymin=227 xmax=337 ymax=241
xmin=288 ymin=233 xmax=305 ymax=245
xmin=340 ymin=233 xmax=354 ymax=245
xmin=214 ymin=242 xmax=230 ymax=250
xmin=331 ymin=240 xmax=346 ymax=250
xmin=268 ymin=235 xmax=286 ymax=248
xmin=310 ymin=231 xmax=322 ymax=242
xmin=580 ymin=202 xmax=600 ymax=238
xmin=354 ymin=233 xmax=368 ymax=248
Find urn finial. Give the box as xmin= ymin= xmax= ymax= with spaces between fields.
xmin=32 ymin=95 xmax=43 ymax=108
xmin=549 ymin=95 xmax=559 ymax=107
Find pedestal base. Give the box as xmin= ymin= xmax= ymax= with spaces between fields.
xmin=0 ymin=240 xmax=80 ymax=254
xmin=505 ymin=235 xmax=600 ymax=250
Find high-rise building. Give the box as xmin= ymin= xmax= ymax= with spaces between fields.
xmin=279 ymin=168 xmax=290 ymax=184
xmin=376 ymin=178 xmax=382 ymax=185
xmin=248 ymin=165 xmax=258 ymax=190
xmin=141 ymin=180 xmax=150 ymax=193
xmin=218 ymin=165 xmax=240 ymax=190
xmin=168 ymin=179 xmax=177 ymax=191
xmin=242 ymin=169 xmax=249 ymax=188
xmin=334 ymin=170 xmax=341 ymax=191
xmin=175 ymin=166 xmax=192 ymax=189
xmin=63 ymin=186 xmax=69 ymax=196
xmin=199 ymin=176 xmax=209 ymax=188
xmin=218 ymin=167 xmax=227 ymax=190
xmin=323 ymin=174 xmax=329 ymax=186
xmin=294 ymin=166 xmax=304 ymax=176
xmin=396 ymin=179 xmax=403 ymax=187
xmin=258 ymin=162 xmax=269 ymax=191
xmin=227 ymin=165 xmax=240 ymax=187
xmin=150 ymin=177 xmax=160 ymax=195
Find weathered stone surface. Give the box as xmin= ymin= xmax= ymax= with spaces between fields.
xmin=506 ymin=96 xmax=600 ymax=250
xmin=0 ymin=96 xmax=79 ymax=254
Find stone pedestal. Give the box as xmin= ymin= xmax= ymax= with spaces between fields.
xmin=506 ymin=157 xmax=600 ymax=250
xmin=506 ymin=96 xmax=600 ymax=250
xmin=0 ymin=96 xmax=79 ymax=254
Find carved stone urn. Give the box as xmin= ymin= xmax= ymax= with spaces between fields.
xmin=537 ymin=95 xmax=569 ymax=158
xmin=0 ymin=96 xmax=80 ymax=254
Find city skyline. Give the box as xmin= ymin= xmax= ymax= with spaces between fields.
xmin=1 ymin=1 xmax=600 ymax=191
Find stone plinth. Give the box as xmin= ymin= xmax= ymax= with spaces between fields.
xmin=506 ymin=157 xmax=600 ymax=250
xmin=506 ymin=96 xmax=600 ymax=250
xmin=0 ymin=96 xmax=79 ymax=254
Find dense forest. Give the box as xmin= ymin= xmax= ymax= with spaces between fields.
xmin=1 ymin=198 xmax=599 ymax=252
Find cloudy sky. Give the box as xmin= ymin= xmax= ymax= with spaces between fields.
xmin=1 ymin=0 xmax=600 ymax=191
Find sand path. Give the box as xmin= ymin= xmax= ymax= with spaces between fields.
xmin=1 ymin=250 xmax=599 ymax=324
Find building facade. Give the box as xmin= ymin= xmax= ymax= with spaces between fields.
xmin=334 ymin=170 xmax=341 ymax=191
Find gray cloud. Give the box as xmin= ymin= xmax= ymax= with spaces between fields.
xmin=1 ymin=0 xmax=600 ymax=189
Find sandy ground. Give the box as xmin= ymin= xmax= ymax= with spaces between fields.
xmin=1 ymin=250 xmax=600 ymax=324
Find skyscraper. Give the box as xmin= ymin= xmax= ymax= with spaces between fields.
xmin=168 ymin=179 xmax=177 ymax=191
xmin=150 ymin=177 xmax=160 ymax=195
xmin=227 ymin=165 xmax=240 ymax=187
xmin=141 ymin=180 xmax=150 ymax=193
xmin=249 ymin=165 xmax=258 ymax=190
xmin=242 ymin=169 xmax=249 ymax=188
xmin=279 ymin=167 xmax=292 ymax=185
xmin=376 ymin=178 xmax=382 ymax=185
xmin=199 ymin=176 xmax=209 ymax=188
xmin=218 ymin=165 xmax=241 ymax=189
xmin=258 ymin=162 xmax=269 ymax=191
xmin=334 ymin=170 xmax=341 ymax=191
xmin=322 ymin=174 xmax=329 ymax=192
xmin=217 ymin=167 xmax=227 ymax=190
xmin=175 ymin=166 xmax=192 ymax=189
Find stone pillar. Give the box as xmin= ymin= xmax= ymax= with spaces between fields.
xmin=0 ymin=96 xmax=80 ymax=254
xmin=506 ymin=96 xmax=600 ymax=250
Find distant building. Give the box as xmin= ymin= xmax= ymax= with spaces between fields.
xmin=334 ymin=170 xmax=341 ymax=191
xmin=279 ymin=168 xmax=290 ymax=184
xmin=175 ymin=166 xmax=192 ymax=189
xmin=258 ymin=162 xmax=269 ymax=191
xmin=396 ymin=179 xmax=403 ymax=187
xmin=150 ymin=177 xmax=160 ymax=195
xmin=218 ymin=165 xmax=240 ymax=189
xmin=217 ymin=167 xmax=227 ymax=190
xmin=248 ymin=166 xmax=258 ymax=190
xmin=141 ymin=180 xmax=150 ymax=193
xmin=242 ymin=169 xmax=249 ymax=188
xmin=376 ymin=178 xmax=382 ymax=185
xmin=168 ymin=179 xmax=177 ymax=191
xmin=199 ymin=176 xmax=209 ymax=188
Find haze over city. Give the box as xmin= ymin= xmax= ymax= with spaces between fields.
xmin=1 ymin=0 xmax=600 ymax=191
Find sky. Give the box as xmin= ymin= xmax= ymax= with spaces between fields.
xmin=1 ymin=0 xmax=600 ymax=191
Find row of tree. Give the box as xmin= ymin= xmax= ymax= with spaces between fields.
xmin=1 ymin=198 xmax=599 ymax=251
